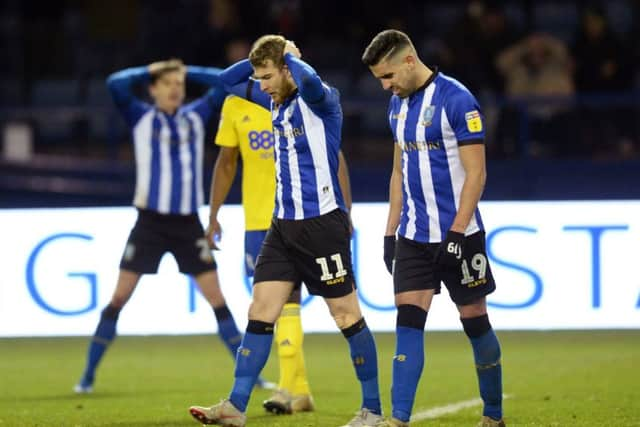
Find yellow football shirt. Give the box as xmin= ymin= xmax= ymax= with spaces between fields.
xmin=215 ymin=95 xmax=275 ymax=231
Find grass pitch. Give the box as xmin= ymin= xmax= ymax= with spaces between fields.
xmin=0 ymin=331 xmax=638 ymax=426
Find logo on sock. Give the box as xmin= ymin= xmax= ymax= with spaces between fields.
xmin=354 ymin=356 xmax=365 ymax=365
xmin=239 ymin=348 xmax=251 ymax=357
xmin=394 ymin=354 xmax=407 ymax=362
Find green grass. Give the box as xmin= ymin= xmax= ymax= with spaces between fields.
xmin=0 ymin=331 xmax=639 ymax=426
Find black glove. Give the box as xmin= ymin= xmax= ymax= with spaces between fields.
xmin=383 ymin=235 xmax=396 ymax=274
xmin=434 ymin=230 xmax=465 ymax=267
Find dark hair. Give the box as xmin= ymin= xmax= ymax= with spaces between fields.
xmin=361 ymin=29 xmax=413 ymax=66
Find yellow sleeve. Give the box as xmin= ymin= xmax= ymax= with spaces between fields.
xmin=215 ymin=96 xmax=240 ymax=148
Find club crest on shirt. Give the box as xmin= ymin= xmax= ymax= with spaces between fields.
xmin=465 ymin=110 xmax=483 ymax=132
xmin=421 ymin=105 xmax=435 ymax=127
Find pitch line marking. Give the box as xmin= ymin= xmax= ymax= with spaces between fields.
xmin=411 ymin=394 xmax=511 ymax=422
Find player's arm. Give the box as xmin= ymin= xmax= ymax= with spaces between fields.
xmin=338 ymin=150 xmax=352 ymax=212
xmin=434 ymin=92 xmax=486 ymax=267
xmin=185 ymin=65 xmax=222 ymax=86
xmin=106 ymin=66 xmax=150 ymax=125
xmin=283 ymin=52 xmax=323 ymax=104
xmin=176 ymin=65 xmax=230 ymax=121
xmin=218 ymin=60 xmax=271 ymax=109
xmin=451 ymin=144 xmax=486 ymax=233
xmin=385 ymin=144 xmax=403 ymax=236
xmin=207 ymin=146 xmax=239 ymax=250
xmin=283 ymin=42 xmax=337 ymax=112
xmin=446 ymin=91 xmax=487 ymax=233
xmin=383 ymin=143 xmax=403 ymax=274
xmin=337 ymin=150 xmax=353 ymax=233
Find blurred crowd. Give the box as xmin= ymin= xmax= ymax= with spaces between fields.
xmin=1 ymin=0 xmax=640 ymax=161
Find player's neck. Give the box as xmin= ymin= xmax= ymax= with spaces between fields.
xmin=415 ymin=64 xmax=433 ymax=90
xmin=156 ymin=104 xmax=178 ymax=115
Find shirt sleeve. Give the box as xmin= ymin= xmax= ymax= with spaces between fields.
xmin=106 ymin=67 xmax=151 ymax=127
xmin=444 ymin=89 xmax=485 ymax=144
xmin=185 ymin=85 xmax=227 ymax=122
xmin=186 ymin=65 xmax=222 ymax=87
xmin=284 ymin=53 xmax=339 ymax=115
xmin=214 ymin=97 xmax=240 ymax=148
xmin=219 ymin=59 xmax=271 ymax=110
xmin=227 ymin=79 xmax=271 ymax=110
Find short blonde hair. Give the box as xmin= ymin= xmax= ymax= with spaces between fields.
xmin=249 ymin=35 xmax=286 ymax=68
xmin=149 ymin=58 xmax=185 ymax=84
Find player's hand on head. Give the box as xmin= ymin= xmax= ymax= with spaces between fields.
xmin=205 ymin=218 xmax=222 ymax=250
xmin=434 ymin=230 xmax=465 ymax=267
xmin=283 ymin=40 xmax=301 ymax=59
xmin=383 ymin=235 xmax=396 ymax=275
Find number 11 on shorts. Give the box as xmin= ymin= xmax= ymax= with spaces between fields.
xmin=316 ymin=253 xmax=347 ymax=281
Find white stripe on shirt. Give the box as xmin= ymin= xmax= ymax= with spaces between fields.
xmin=417 ymin=83 xmax=442 ymax=242
xmin=284 ymin=102 xmax=304 ymax=219
xmin=396 ymin=99 xmax=416 ymax=239
xmin=298 ymin=98 xmax=338 ymax=215
xmin=133 ymin=111 xmax=154 ymax=209
xmin=157 ymin=114 xmax=172 ymax=214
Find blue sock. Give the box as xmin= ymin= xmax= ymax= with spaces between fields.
xmin=213 ymin=305 xmax=242 ymax=356
xmin=391 ymin=305 xmax=427 ymax=422
xmin=229 ymin=320 xmax=274 ymax=412
xmin=462 ymin=315 xmax=503 ymax=420
xmin=342 ymin=318 xmax=381 ymax=415
xmin=80 ymin=305 xmax=119 ymax=386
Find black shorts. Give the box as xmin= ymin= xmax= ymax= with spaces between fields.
xmin=393 ymin=231 xmax=496 ymax=306
xmin=253 ymin=209 xmax=354 ymax=298
xmin=119 ymin=209 xmax=216 ymax=275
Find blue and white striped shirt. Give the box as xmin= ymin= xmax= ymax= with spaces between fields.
xmin=388 ymin=71 xmax=486 ymax=243
xmin=220 ymin=56 xmax=346 ymax=220
xmin=107 ymin=66 xmax=223 ymax=215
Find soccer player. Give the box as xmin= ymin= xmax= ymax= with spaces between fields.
xmin=73 ymin=59 xmax=268 ymax=393
xmin=189 ymin=35 xmax=382 ymax=427
xmin=208 ymin=94 xmax=354 ymax=414
xmin=362 ymin=30 xmax=505 ymax=427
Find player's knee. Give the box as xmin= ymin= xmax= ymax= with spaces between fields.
xmin=332 ymin=312 xmax=361 ymax=330
xmin=248 ymin=300 xmax=280 ymax=323
xmin=397 ymin=304 xmax=428 ymax=330
xmin=340 ymin=317 xmax=367 ymax=339
xmin=461 ymin=314 xmax=491 ymax=339
xmin=461 ymin=314 xmax=501 ymax=364
xmin=101 ymin=304 xmax=121 ymax=320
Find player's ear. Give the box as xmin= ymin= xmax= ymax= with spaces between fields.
xmin=148 ymin=84 xmax=157 ymax=100
xmin=405 ymin=54 xmax=416 ymax=67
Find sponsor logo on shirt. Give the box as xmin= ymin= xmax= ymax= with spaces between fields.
xmin=273 ymin=125 xmax=305 ymax=139
xmin=398 ymin=140 xmax=441 ymax=152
